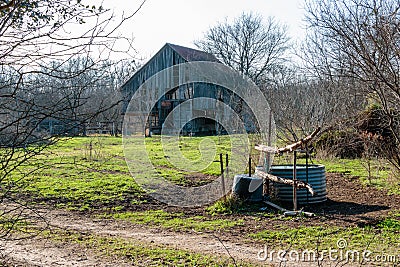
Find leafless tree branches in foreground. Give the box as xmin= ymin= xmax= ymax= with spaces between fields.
xmin=0 ymin=0 xmax=144 ymax=241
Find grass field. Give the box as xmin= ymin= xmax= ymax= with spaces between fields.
xmin=9 ymin=135 xmax=398 ymax=211
xmin=8 ymin=135 xmax=236 ymax=211
xmin=3 ymin=135 xmax=400 ymax=265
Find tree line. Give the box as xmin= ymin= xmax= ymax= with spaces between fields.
xmin=195 ymin=0 xmax=400 ymax=173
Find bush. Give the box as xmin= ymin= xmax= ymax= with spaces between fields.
xmin=315 ymin=105 xmax=399 ymax=165
xmin=315 ymin=130 xmax=364 ymax=159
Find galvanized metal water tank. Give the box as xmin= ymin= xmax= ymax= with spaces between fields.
xmin=269 ymin=164 xmax=327 ymax=204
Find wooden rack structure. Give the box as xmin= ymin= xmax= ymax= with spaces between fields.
xmin=255 ymin=127 xmax=321 ymax=212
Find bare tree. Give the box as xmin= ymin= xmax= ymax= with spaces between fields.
xmin=304 ymin=0 xmax=400 ymax=171
xmin=28 ymin=56 xmax=136 ymax=136
xmin=0 ymin=0 xmax=144 ymax=242
xmin=195 ymin=12 xmax=291 ymax=85
xmin=263 ymin=64 xmax=364 ymax=142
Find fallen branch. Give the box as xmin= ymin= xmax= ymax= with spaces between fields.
xmin=284 ymin=210 xmax=315 ymax=217
xmin=255 ymin=169 xmax=316 ymax=196
xmin=255 ymin=127 xmax=321 ymax=154
xmin=264 ymin=200 xmax=287 ymax=212
xmin=263 ymin=201 xmax=315 ymax=217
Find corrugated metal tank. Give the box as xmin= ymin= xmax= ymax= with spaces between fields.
xmin=269 ymin=164 xmax=327 ymax=204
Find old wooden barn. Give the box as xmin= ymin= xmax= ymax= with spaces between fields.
xmin=121 ymin=43 xmax=256 ymax=135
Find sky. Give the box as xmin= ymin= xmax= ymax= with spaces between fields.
xmin=103 ymin=0 xmax=306 ymax=60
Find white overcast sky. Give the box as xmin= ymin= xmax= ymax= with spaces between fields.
xmin=101 ymin=0 xmax=306 ymax=59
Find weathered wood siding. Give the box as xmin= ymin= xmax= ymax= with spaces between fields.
xmin=121 ymin=44 xmax=187 ymax=114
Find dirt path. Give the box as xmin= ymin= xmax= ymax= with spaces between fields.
xmin=3 ymin=208 xmax=264 ymax=266
xmin=1 ymin=237 xmax=118 ymax=267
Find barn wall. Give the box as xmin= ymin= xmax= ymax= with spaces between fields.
xmin=121 ymin=44 xmax=187 ymax=114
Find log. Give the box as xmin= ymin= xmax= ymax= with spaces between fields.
xmin=264 ymin=200 xmax=288 ymax=212
xmin=255 ymin=169 xmax=316 ymax=196
xmin=284 ymin=210 xmax=315 ymax=217
xmin=255 ymin=127 xmax=321 ymax=154
xmin=263 ymin=201 xmax=315 ymax=217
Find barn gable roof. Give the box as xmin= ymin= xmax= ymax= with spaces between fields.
xmin=121 ymin=43 xmax=219 ymax=89
xmin=167 ymin=43 xmax=220 ymax=62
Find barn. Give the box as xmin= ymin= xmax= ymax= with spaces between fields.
xmin=121 ymin=43 xmax=256 ymax=135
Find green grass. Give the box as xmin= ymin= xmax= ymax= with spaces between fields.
xmin=105 ymin=209 xmax=243 ymax=232
xmin=206 ymin=195 xmax=243 ymax=215
xmin=9 ymin=136 xmax=252 ymax=211
xmin=7 ymin=137 xmax=229 ymax=210
xmin=4 ymin=134 xmax=399 ymax=218
xmin=7 ymin=137 xmax=145 ymax=211
xmin=0 ymin=216 xmax=30 ymax=235
xmin=206 ymin=194 xmax=270 ymax=216
xmin=249 ymin=216 xmax=400 ymax=254
xmin=273 ymin=155 xmax=399 ymax=195
xmin=317 ymin=158 xmax=399 ymax=195
xmin=5 ymin=135 xmax=398 ymax=215
xmin=146 ymin=135 xmax=232 ymax=173
xmin=143 ymin=135 xmax=233 ymax=183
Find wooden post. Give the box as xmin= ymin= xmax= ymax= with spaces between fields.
xmin=266 ymin=111 xmax=273 ymax=170
xmin=220 ymin=153 xmax=226 ymax=199
xmin=306 ymin=145 xmax=309 ymax=204
xmin=225 ymin=153 xmax=229 ymax=179
xmin=265 ymin=111 xmax=272 ymax=195
xmin=89 ymin=140 xmax=93 ymax=161
xmin=265 ymin=166 xmax=270 ymax=196
xmin=248 ymin=157 xmax=252 ymax=177
xmin=293 ymin=150 xmax=298 ymax=211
